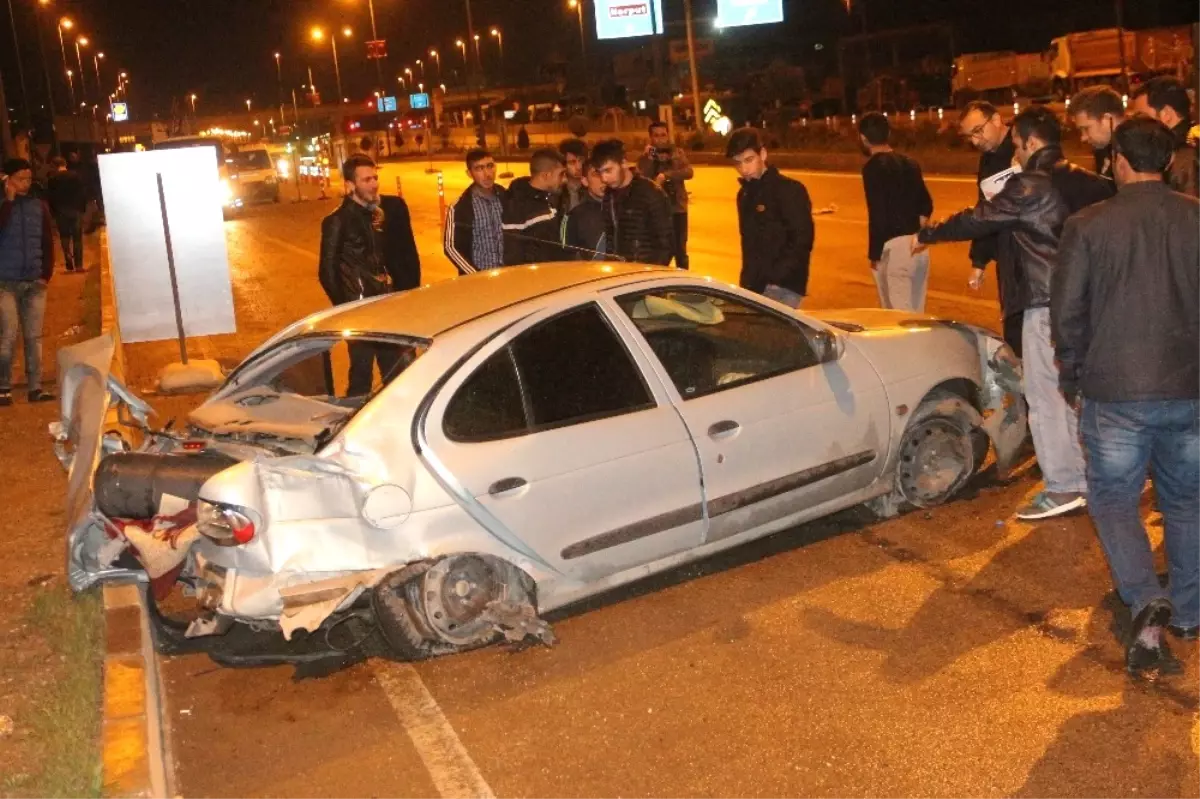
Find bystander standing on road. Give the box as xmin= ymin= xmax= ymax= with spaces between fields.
xmin=959 ymin=101 xmax=1023 ymax=354
xmin=725 ymin=127 xmax=814 ymax=308
xmin=317 ymin=155 xmax=400 ymax=396
xmin=637 ymin=121 xmax=694 ymax=269
xmin=857 ymin=112 xmax=933 ymax=311
xmin=0 ymin=158 xmax=56 ymax=407
xmin=1051 ymin=117 xmax=1200 ymax=675
xmin=46 ymin=156 xmax=88 ymax=273
xmin=1070 ymin=85 xmax=1125 ymax=184
xmin=1129 ymin=76 xmax=1199 ymax=197
xmin=562 ymin=163 xmax=607 ymax=259
xmin=559 ymin=138 xmax=588 ymax=212
xmin=591 ymin=139 xmax=674 ymax=266
xmin=444 ymin=149 xmax=506 ymax=274
xmin=503 ymin=148 xmax=568 ymax=265
xmin=917 ymin=108 xmax=1111 ymax=521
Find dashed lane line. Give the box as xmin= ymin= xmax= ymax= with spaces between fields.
xmin=374 ymin=662 xmax=496 ymax=799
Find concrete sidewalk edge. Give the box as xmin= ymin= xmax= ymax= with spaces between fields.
xmin=98 ymin=232 xmax=177 ymax=798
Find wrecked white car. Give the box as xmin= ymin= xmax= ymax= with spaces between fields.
xmin=55 ymin=263 xmax=1026 ymax=668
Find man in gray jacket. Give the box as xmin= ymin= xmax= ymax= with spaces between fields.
xmin=1052 ymin=117 xmax=1200 ymax=675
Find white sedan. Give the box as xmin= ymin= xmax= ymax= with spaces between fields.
xmin=56 ymin=263 xmax=1025 ymax=666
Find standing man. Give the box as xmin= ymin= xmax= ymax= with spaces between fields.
xmin=0 ymin=159 xmax=56 ymax=407
xmin=318 ymin=155 xmax=399 ymax=396
xmin=858 ymin=112 xmax=933 ymax=311
xmin=444 ymin=149 xmax=506 ymax=274
xmin=917 ymin=107 xmax=1112 ymax=521
xmin=591 ymin=139 xmax=673 ymax=265
xmin=562 ymin=163 xmax=607 ymax=259
xmin=725 ymin=127 xmax=814 ymax=309
xmin=46 ymin=156 xmax=88 ymax=273
xmin=637 ymin=121 xmax=694 ymax=269
xmin=379 ymin=191 xmax=421 ymax=293
xmin=503 ymin=148 xmax=568 ymax=265
xmin=1070 ymin=85 xmax=1125 ymax=183
xmin=558 ymin=138 xmax=589 ymax=212
xmin=958 ymin=101 xmax=1021 ymax=354
xmin=1130 ymin=76 xmax=1198 ymax=197
xmin=1052 ymin=118 xmax=1199 ymax=673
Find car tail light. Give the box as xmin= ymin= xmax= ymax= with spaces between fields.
xmin=197 ymin=500 xmax=256 ymax=545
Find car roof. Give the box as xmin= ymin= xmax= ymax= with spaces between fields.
xmin=312 ymin=262 xmax=675 ymax=339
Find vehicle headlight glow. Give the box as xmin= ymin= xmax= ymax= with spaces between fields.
xmin=276 ymin=158 xmax=289 ymax=178
xmin=220 ymin=179 xmax=234 ymax=204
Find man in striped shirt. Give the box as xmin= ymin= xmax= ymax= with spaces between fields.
xmin=444 ymin=149 xmax=506 ymax=274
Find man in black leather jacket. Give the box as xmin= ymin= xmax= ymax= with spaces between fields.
xmin=917 ymin=107 xmax=1111 ymax=522
xmin=1052 ymin=118 xmax=1200 ymax=670
xmin=318 ymin=154 xmax=420 ymax=396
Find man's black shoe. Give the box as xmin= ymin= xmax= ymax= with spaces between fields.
xmin=1168 ymin=624 xmax=1199 ymax=641
xmin=0 ymin=391 xmax=11 ymax=407
xmin=28 ymin=389 xmax=57 ymax=403
xmin=1126 ymin=599 xmax=1179 ymax=675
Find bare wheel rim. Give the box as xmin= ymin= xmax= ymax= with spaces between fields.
xmin=897 ymin=418 xmax=973 ymax=506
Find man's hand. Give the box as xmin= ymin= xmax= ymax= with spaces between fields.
xmin=3 ymin=179 xmax=16 ymax=203
xmin=968 ymin=267 xmax=986 ymax=290
xmin=654 ymin=173 xmax=668 ymax=188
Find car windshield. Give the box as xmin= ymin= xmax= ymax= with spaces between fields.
xmin=234 ymin=150 xmax=272 ymax=170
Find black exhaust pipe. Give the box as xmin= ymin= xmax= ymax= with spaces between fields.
xmin=94 ymin=452 xmax=239 ymax=519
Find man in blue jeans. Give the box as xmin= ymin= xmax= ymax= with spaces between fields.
xmin=1053 ymin=117 xmax=1199 ymax=675
xmin=0 ymin=158 xmax=57 ymax=406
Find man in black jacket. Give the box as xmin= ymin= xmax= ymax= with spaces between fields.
xmin=318 ymin=154 xmax=417 ymax=395
xmin=46 ymin=156 xmax=88 ymax=272
xmin=1071 ymin=85 xmax=1125 ymax=183
xmin=591 ymin=139 xmax=673 ymax=265
xmin=1052 ymin=118 xmax=1200 ymax=673
xmin=959 ymin=101 xmax=1022 ymax=353
xmin=562 ymin=163 xmax=607 ymax=259
xmin=503 ymin=148 xmax=568 ymax=265
xmin=444 ymin=149 xmax=506 ymax=274
xmin=1130 ymin=76 xmax=1198 ymax=198
xmin=726 ymin=127 xmax=814 ymax=308
xmin=918 ymin=107 xmax=1111 ymax=522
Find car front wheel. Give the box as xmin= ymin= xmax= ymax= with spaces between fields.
xmin=888 ymin=392 xmax=983 ymax=511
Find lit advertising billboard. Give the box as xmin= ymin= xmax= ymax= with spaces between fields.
xmin=594 ymin=0 xmax=664 ymax=40
xmin=715 ymin=0 xmax=784 ymax=28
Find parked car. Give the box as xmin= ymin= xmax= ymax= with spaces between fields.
xmin=54 ymin=264 xmax=1026 ymax=667
xmin=231 ymin=147 xmax=281 ymax=204
xmin=153 ymin=136 xmax=243 ymax=219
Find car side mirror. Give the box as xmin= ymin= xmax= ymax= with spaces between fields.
xmin=813 ymin=329 xmax=845 ymax=363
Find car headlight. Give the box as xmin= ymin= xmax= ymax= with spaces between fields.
xmin=265 ymin=174 xmax=277 ymax=184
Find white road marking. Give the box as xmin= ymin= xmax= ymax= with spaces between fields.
xmin=254 ymin=232 xmax=319 ymax=259
xmin=374 ymin=662 xmax=495 ymax=799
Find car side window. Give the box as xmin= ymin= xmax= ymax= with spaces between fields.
xmin=616 ymin=289 xmax=820 ymax=399
xmin=443 ymin=348 xmax=527 ymax=442
xmin=511 ymin=303 xmax=655 ymax=431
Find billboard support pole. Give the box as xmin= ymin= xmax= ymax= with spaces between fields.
xmin=684 ymin=0 xmax=702 ymax=129
xmin=155 ymin=172 xmax=188 ymax=366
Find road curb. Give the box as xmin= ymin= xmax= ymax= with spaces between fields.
xmin=97 ymin=232 xmax=176 ymax=798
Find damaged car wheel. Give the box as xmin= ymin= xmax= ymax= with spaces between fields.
xmin=372 ymin=555 xmax=546 ymax=661
xmin=890 ymin=392 xmax=982 ymax=510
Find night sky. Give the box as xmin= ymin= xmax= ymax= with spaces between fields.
xmin=2 ymin=0 xmax=1197 ymax=121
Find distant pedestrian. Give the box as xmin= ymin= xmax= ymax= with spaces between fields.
xmin=503 ymin=148 xmax=568 ymax=265
xmin=725 ymin=127 xmax=814 ymax=308
xmin=46 ymin=156 xmax=88 ymax=272
xmin=317 ymin=154 xmax=400 ymax=396
xmin=1130 ymin=76 xmax=1198 ymax=197
xmin=0 ymin=158 xmax=56 ymax=407
xmin=917 ymin=107 xmax=1112 ymax=521
xmin=562 ymin=163 xmax=607 ymax=259
xmin=559 ymin=137 xmax=588 ymax=212
xmin=1052 ymin=117 xmax=1200 ymax=674
xmin=637 ymin=121 xmax=694 ymax=269
xmin=959 ymin=100 xmax=1021 ymax=354
xmin=517 ymin=126 xmax=530 ymax=151
xmin=1070 ymin=85 xmax=1125 ymax=183
xmin=857 ymin=112 xmax=933 ymax=311
xmin=444 ymin=149 xmax=506 ymax=274
xmin=591 ymin=139 xmax=673 ymax=265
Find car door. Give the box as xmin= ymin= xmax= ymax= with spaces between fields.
xmin=421 ymin=301 xmax=706 ymax=581
xmin=607 ymin=287 xmax=890 ymax=544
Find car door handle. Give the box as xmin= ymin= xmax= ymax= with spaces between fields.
xmin=488 ymin=477 xmax=527 ymax=496
xmin=708 ymin=420 xmax=741 ymax=438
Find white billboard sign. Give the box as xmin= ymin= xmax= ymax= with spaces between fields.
xmin=716 ymin=0 xmax=784 ymax=28
xmin=98 ymin=148 xmax=236 ymax=344
xmin=594 ymin=0 xmax=664 ymax=40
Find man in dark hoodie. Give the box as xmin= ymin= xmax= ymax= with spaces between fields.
xmin=726 ymin=127 xmax=814 ymax=308
xmin=503 ymin=148 xmax=568 ymax=265
xmin=591 ymin=138 xmax=673 ymax=265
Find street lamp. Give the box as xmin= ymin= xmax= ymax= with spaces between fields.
xmin=57 ymin=17 xmax=74 ymax=108
xmin=404 ymin=66 xmax=412 ymax=82
xmin=397 ymin=74 xmax=407 ymax=90
xmin=429 ymin=48 xmax=441 ymax=78
xmin=74 ymin=34 xmax=89 ymax=104
xmin=33 ymin=0 xmax=59 ymax=133
xmin=65 ymin=68 xmax=75 ymax=110
xmin=416 ymin=58 xmax=425 ymax=80
xmin=310 ymin=26 xmax=350 ymax=104
xmin=345 ymin=0 xmax=383 ymax=90
xmin=455 ymin=38 xmax=467 ymax=66
xmin=190 ymin=93 xmax=197 ymax=114
xmin=245 ymin=98 xmax=252 ymax=112
xmin=567 ymin=0 xmax=588 ymax=72
xmin=490 ymin=28 xmax=504 ymax=81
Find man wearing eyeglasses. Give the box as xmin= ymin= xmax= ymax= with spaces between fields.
xmin=959 ymin=101 xmax=1021 ymax=355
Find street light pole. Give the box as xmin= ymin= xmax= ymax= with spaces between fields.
xmin=429 ymin=49 xmax=441 ymax=79
xmin=74 ymin=36 xmax=87 ymax=104
xmin=93 ymin=52 xmax=104 ymax=100
xmin=568 ymin=0 xmax=588 ymax=75
xmin=5 ymin=0 xmax=32 ymax=130
xmin=331 ymin=31 xmax=345 ymax=102
xmin=65 ymin=69 xmax=75 ymax=110
xmin=683 ymin=0 xmax=702 ymax=129
xmin=490 ymin=29 xmax=504 ymax=83
xmin=189 ymin=93 xmax=196 ymax=114
xmin=366 ymin=0 xmax=383 ymax=90
xmin=57 ymin=18 xmax=72 ymax=106
xmin=34 ymin=1 xmax=58 ymax=139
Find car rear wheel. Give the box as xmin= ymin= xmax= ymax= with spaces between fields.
xmin=891 ymin=393 xmax=983 ymax=510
